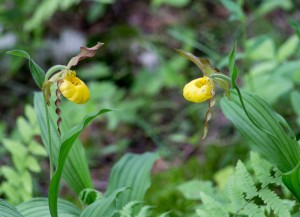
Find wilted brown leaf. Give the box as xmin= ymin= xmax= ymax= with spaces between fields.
xmin=67 ymin=42 xmax=104 ymax=69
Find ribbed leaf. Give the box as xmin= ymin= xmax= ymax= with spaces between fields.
xmin=0 ymin=199 xmax=23 ymax=217
xmin=7 ymin=50 xmax=45 ymax=88
xmin=16 ymin=198 xmax=80 ymax=217
xmin=48 ymin=108 xmax=111 ymax=217
xmin=105 ymin=152 xmax=159 ymax=209
xmin=220 ymin=91 xmax=300 ymax=173
xmin=282 ymin=162 xmax=300 ymax=202
xmin=34 ymin=92 xmax=94 ymax=193
xmin=79 ymin=188 xmax=102 ymax=205
xmin=81 ymin=187 xmax=128 ymax=217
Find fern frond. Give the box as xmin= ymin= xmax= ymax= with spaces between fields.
xmin=119 ymin=201 xmax=142 ymax=217
xmin=258 ymin=188 xmax=291 ymax=217
xmin=196 ymin=208 xmax=210 ymax=217
xmin=242 ymin=201 xmax=264 ymax=217
xmin=235 ymin=160 xmax=257 ymax=199
xmin=226 ymin=175 xmax=246 ymax=212
xmin=199 ymin=192 xmax=229 ymax=217
xmin=250 ymin=152 xmax=276 ymax=187
xmin=134 ymin=205 xmax=153 ymax=217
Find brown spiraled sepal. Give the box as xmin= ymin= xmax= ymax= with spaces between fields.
xmin=202 ymin=97 xmax=216 ymax=141
xmin=55 ymin=80 xmax=63 ymax=137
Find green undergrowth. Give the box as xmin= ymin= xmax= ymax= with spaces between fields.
xmin=145 ymin=143 xmax=248 ymax=216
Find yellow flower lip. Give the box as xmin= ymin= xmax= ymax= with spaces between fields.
xmin=183 ymin=76 xmax=214 ymax=103
xmin=59 ymin=71 xmax=90 ymax=104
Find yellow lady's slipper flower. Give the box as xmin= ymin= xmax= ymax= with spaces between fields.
xmin=183 ymin=76 xmax=214 ymax=103
xmin=59 ymin=71 xmax=90 ymax=104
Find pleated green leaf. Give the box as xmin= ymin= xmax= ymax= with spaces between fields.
xmin=34 ymin=92 xmax=94 ymax=193
xmin=105 ymin=152 xmax=159 ymax=209
xmin=48 ymin=107 xmax=111 ymax=217
xmin=16 ymin=198 xmax=80 ymax=217
xmin=7 ymin=50 xmax=45 ymax=88
xmin=282 ymin=162 xmax=300 ymax=202
xmin=80 ymin=187 xmax=128 ymax=217
xmin=220 ymin=90 xmax=300 ymax=173
xmin=0 ymin=199 xmax=23 ymax=217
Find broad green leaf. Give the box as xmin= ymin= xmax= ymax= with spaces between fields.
xmin=7 ymin=50 xmax=45 ymax=88
xmin=6 ymin=50 xmax=30 ymax=59
xmin=0 ymin=166 xmax=20 ymax=185
xmin=48 ymin=108 xmax=111 ymax=217
xmin=220 ymin=90 xmax=300 ymax=173
xmin=17 ymin=117 xmax=32 ymax=143
xmin=24 ymin=105 xmax=38 ymax=128
xmin=248 ymin=61 xmax=277 ymax=76
xmin=105 ymin=152 xmax=159 ymax=209
xmin=244 ymin=74 xmax=293 ymax=104
xmin=81 ymin=187 xmax=128 ymax=217
xmin=34 ymin=92 xmax=94 ymax=194
xmin=246 ymin=36 xmax=275 ymax=61
xmin=283 ymin=162 xmax=300 ymax=202
xmin=2 ymin=139 xmax=27 ymax=158
xmin=25 ymin=156 xmax=41 ymax=173
xmin=277 ymin=35 xmax=299 ymax=62
xmin=177 ymin=180 xmax=216 ymax=200
xmin=28 ymin=140 xmax=47 ymax=156
xmin=0 ymin=199 xmax=23 ymax=217
xmin=254 ymin=0 xmax=292 ymax=17
xmin=17 ymin=198 xmax=80 ymax=217
xmin=220 ymin=0 xmax=245 ymax=21
xmin=273 ymin=60 xmax=300 ymax=77
xmin=291 ymin=91 xmax=300 ymax=126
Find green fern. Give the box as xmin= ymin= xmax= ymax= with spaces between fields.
xmin=0 ymin=105 xmax=47 ymax=205
xmin=198 ymin=192 xmax=229 ymax=217
xmin=119 ymin=201 xmax=143 ymax=217
xmin=178 ymin=152 xmax=296 ymax=217
xmin=258 ymin=188 xmax=291 ymax=217
xmin=119 ymin=201 xmax=170 ymax=217
xmin=234 ymin=160 xmax=257 ymax=199
xmin=135 ymin=205 xmax=154 ymax=217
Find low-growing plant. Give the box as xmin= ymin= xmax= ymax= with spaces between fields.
xmin=0 ymin=105 xmax=47 ymax=205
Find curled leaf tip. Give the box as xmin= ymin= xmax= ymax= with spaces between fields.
xmin=67 ymin=42 xmax=104 ymax=69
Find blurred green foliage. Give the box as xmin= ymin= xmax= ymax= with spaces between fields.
xmin=1 ymin=0 xmax=300 ymax=216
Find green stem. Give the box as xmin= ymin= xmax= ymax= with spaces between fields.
xmin=44 ymin=94 xmax=54 ymax=178
xmin=45 ymin=65 xmax=68 ymax=81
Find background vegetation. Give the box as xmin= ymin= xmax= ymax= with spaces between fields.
xmin=1 ymin=0 xmax=300 ymax=216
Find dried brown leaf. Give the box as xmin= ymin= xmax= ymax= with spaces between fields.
xmin=67 ymin=42 xmax=104 ymax=69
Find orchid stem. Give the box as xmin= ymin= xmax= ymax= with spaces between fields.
xmin=44 ymin=94 xmax=54 ymax=179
